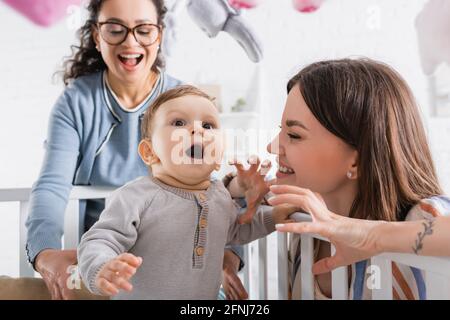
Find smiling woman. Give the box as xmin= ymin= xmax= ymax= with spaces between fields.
xmin=20 ymin=0 xmax=184 ymax=300
xmin=62 ymin=0 xmax=166 ymax=90
xmin=8 ymin=0 xmax=242 ymax=301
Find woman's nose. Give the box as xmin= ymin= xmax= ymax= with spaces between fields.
xmin=267 ymin=134 xmax=281 ymax=155
xmin=123 ymin=30 xmax=140 ymax=47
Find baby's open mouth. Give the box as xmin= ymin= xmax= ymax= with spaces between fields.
xmin=185 ymin=144 xmax=204 ymax=160
xmin=118 ymin=54 xmax=144 ymax=67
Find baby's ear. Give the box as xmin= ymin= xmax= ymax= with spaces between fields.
xmin=138 ymin=139 xmax=159 ymax=166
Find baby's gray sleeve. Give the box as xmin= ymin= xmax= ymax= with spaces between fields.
xmin=77 ymin=189 xmax=142 ymax=295
xmin=226 ymin=205 xmax=275 ymax=245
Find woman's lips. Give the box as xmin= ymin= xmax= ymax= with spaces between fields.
xmin=276 ymin=163 xmax=295 ymax=178
xmin=117 ymin=54 xmax=144 ymax=70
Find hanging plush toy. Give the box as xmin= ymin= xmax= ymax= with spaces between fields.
xmin=292 ymin=0 xmax=325 ymax=13
xmin=227 ymin=0 xmax=325 ymax=12
xmin=174 ymin=0 xmax=327 ymax=62
xmin=3 ymin=0 xmax=327 ymax=63
xmin=3 ymin=0 xmax=83 ymax=27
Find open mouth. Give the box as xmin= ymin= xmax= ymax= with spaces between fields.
xmin=118 ymin=53 xmax=144 ymax=67
xmin=277 ymin=163 xmax=295 ymax=178
xmin=185 ymin=144 xmax=204 ymax=160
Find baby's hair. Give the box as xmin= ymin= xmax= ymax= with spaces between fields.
xmin=141 ymin=85 xmax=215 ymax=140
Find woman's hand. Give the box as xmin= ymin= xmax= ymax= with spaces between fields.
xmin=95 ymin=253 xmax=142 ymax=296
xmin=269 ymin=185 xmax=384 ymax=274
xmin=35 ymin=249 xmax=78 ymax=300
xmin=221 ymin=249 xmax=248 ymax=300
xmin=229 ymin=156 xmax=273 ymax=224
xmin=271 ymin=203 xmax=298 ymax=224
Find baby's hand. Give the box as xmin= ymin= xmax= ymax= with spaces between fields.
xmin=229 ymin=155 xmax=272 ymax=224
xmin=95 ymin=253 xmax=143 ymax=296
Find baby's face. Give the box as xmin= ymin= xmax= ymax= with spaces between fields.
xmin=149 ymin=95 xmax=224 ymax=185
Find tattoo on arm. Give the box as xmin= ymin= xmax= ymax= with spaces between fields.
xmin=412 ymin=216 xmax=435 ymax=255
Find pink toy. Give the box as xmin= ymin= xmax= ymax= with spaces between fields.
xmin=292 ymin=0 xmax=325 ymax=13
xmin=229 ymin=0 xmax=264 ymax=9
xmin=4 ymin=0 xmax=83 ymax=27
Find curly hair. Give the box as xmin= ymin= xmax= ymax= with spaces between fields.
xmin=61 ymin=0 xmax=167 ymax=86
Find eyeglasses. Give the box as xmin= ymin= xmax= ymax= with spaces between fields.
xmin=97 ymin=22 xmax=161 ymax=47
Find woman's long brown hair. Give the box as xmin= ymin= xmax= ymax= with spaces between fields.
xmin=288 ymin=58 xmax=442 ymax=221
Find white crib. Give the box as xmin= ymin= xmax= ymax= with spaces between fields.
xmin=1 ymin=187 xmax=450 ymax=300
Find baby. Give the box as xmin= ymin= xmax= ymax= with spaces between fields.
xmin=77 ymin=85 xmax=292 ymax=299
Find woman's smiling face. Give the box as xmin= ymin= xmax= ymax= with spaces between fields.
xmin=267 ymin=84 xmax=357 ymax=195
xmin=94 ymin=0 xmax=161 ymax=83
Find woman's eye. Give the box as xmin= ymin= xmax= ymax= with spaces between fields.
xmin=203 ymin=122 xmax=215 ymax=129
xmin=172 ymin=119 xmax=186 ymax=126
xmin=287 ymin=133 xmax=301 ymax=140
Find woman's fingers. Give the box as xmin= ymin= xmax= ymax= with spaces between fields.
xmin=275 ymin=221 xmax=325 ymax=236
xmin=268 ymin=190 xmax=330 ymax=221
xmin=50 ymin=282 xmax=62 ymax=300
xmin=224 ymin=273 xmax=248 ymax=300
xmin=229 ymin=275 xmax=248 ymax=300
xmin=268 ymin=193 xmax=309 ymax=211
xmin=312 ymin=255 xmax=340 ymax=275
xmin=270 ymin=184 xmax=316 ymax=198
xmin=228 ymin=158 xmax=245 ymax=172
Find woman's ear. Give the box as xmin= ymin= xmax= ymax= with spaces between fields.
xmin=346 ymin=150 xmax=358 ymax=180
xmin=138 ymin=139 xmax=159 ymax=166
xmin=157 ymin=30 xmax=163 ymax=51
xmin=92 ymin=25 xmax=101 ymax=51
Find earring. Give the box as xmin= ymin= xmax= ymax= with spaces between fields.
xmin=347 ymin=171 xmax=352 ymax=179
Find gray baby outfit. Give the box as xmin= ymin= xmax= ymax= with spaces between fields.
xmin=78 ymin=176 xmax=274 ymax=299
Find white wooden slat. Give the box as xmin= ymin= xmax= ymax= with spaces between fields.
xmin=380 ymin=252 xmax=450 ymax=276
xmin=63 ymin=200 xmax=79 ymax=249
xmin=371 ymin=255 xmax=393 ymax=300
xmin=0 ymin=186 xmax=115 ymax=202
xmin=277 ymin=232 xmax=289 ymax=300
xmin=425 ymin=271 xmax=450 ymax=300
xmin=258 ymin=237 xmax=268 ymax=299
xmin=19 ymin=201 xmax=34 ymax=277
xmin=242 ymin=243 xmax=250 ymax=297
xmin=300 ymin=234 xmax=314 ymax=300
xmin=4 ymin=186 xmax=450 ymax=301
xmin=331 ymin=244 xmax=348 ymax=300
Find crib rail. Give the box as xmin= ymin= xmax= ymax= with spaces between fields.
xmin=0 ymin=187 xmax=115 ymax=277
xmin=1 ymin=187 xmax=450 ymax=299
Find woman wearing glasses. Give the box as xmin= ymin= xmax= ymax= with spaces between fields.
xmin=21 ymin=0 xmax=242 ymax=300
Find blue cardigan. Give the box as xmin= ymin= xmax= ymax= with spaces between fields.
xmin=25 ymin=71 xmax=184 ymax=264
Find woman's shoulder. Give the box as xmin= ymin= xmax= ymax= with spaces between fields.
xmin=160 ymin=72 xmax=184 ymax=90
xmin=405 ymin=195 xmax=450 ymax=221
xmin=52 ymin=72 xmax=105 ymax=119
xmin=65 ymin=71 xmax=103 ymax=93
